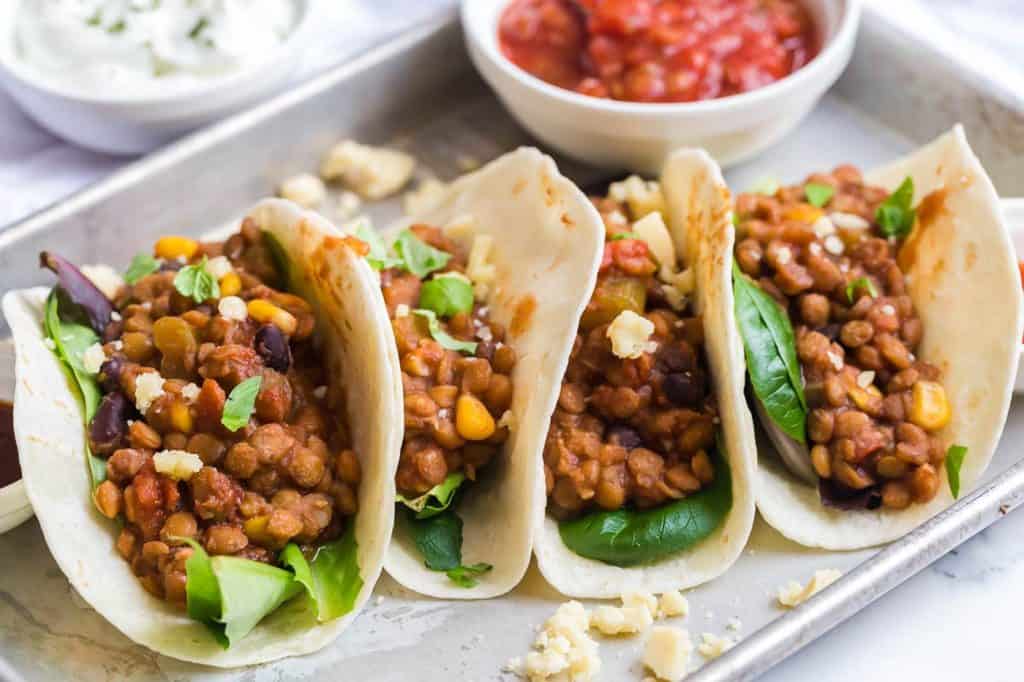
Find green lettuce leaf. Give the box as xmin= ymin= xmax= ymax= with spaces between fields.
xmin=355 ymin=221 xmax=402 ymax=271
xmin=413 ymin=309 xmax=477 ymax=355
xmin=393 ymin=230 xmax=450 ymax=278
xmin=946 ymin=444 xmax=969 ymax=499
xmin=418 ymin=275 xmax=474 ymax=318
xmin=396 ymin=472 xmax=465 ymax=519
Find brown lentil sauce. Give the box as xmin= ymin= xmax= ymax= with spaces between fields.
xmin=89 ymin=219 xmax=360 ymax=606
xmin=381 ymin=225 xmax=517 ymax=498
xmin=0 ymin=401 xmax=19 ymax=487
xmin=734 ymin=166 xmax=951 ymax=509
xmin=545 ymin=196 xmax=717 ymax=520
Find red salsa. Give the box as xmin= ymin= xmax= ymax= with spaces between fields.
xmin=0 ymin=401 xmax=19 ymax=487
xmin=498 ymin=0 xmax=819 ymax=103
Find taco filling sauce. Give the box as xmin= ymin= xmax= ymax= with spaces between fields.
xmin=735 ymin=167 xmax=953 ymax=509
xmin=546 ymin=180 xmax=717 ymax=520
xmin=56 ymin=220 xmax=362 ymax=606
xmin=498 ymin=0 xmax=818 ymax=103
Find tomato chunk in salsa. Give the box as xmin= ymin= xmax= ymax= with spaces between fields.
xmin=498 ymin=0 xmax=819 ymax=103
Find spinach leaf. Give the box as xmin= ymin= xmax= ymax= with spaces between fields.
xmin=44 ymin=291 xmax=106 ymax=488
xmin=173 ymin=256 xmax=220 ymax=303
xmin=393 ymin=230 xmax=451 ymax=278
xmin=446 ymin=563 xmax=493 ymax=588
xmin=876 ymin=176 xmax=916 ymax=238
xmin=845 ymin=276 xmax=878 ymax=303
xmin=124 ymin=253 xmax=160 ymax=284
xmin=396 ymin=472 xmax=465 ymax=519
xmin=413 ymin=309 xmax=477 ymax=355
xmin=804 ymin=183 xmax=835 ymax=208
xmin=404 ymin=508 xmax=492 ymax=588
xmin=419 ymin=274 xmax=474 ymax=318
xmin=221 ymin=375 xmax=262 ymax=431
xmin=558 ymin=446 xmax=732 ymax=566
xmin=732 ymin=263 xmax=807 ymax=442
xmin=946 ymin=444 xmax=969 ymax=499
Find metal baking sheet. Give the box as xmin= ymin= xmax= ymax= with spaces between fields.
xmin=1 ymin=9 xmax=1023 ymax=682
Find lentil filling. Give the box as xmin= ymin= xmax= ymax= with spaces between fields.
xmin=545 ymin=190 xmax=717 ymax=521
xmin=734 ymin=167 xmax=952 ymax=509
xmin=86 ymin=219 xmax=361 ymax=605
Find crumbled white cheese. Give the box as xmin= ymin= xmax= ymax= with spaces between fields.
xmin=633 ymin=211 xmax=676 ymax=271
xmin=110 ymin=311 xmax=122 ymax=322
xmin=477 ymin=326 xmax=493 ymax=342
xmin=134 ymin=372 xmax=166 ymax=414
xmin=606 ymin=209 xmax=628 ymax=228
xmin=812 ymin=215 xmax=836 ymax=238
xmin=81 ymin=343 xmax=106 ymax=375
xmin=591 ymin=605 xmax=652 ymax=636
xmin=498 ymin=410 xmax=515 ymax=431
xmin=774 ymin=246 xmax=792 ymax=265
xmin=607 ymin=311 xmax=657 ymax=359
xmin=279 ymin=173 xmax=327 ymax=208
xmin=881 ymin=304 xmax=896 ymax=316
xmin=808 ymin=242 xmax=823 ymax=256
xmin=442 ymin=213 xmax=477 ymax=240
xmin=824 ymin=235 xmax=845 ymax=255
xmin=319 ymin=140 xmax=416 ymax=200
xmin=698 ymin=633 xmax=734 ymax=660
xmin=395 ymin=304 xmax=410 ymax=318
xmin=829 ymin=211 xmax=870 ymax=230
xmin=466 ymin=234 xmax=497 ymax=301
xmin=778 ymin=569 xmax=843 ymax=608
xmin=520 ymin=601 xmax=601 ymax=682
xmin=658 ymin=591 xmax=689 ymax=619
xmin=218 ymin=296 xmax=248 ymax=321
xmin=826 ymin=351 xmax=844 ymax=372
xmin=205 ymin=255 xmax=234 ymax=280
xmin=403 ymin=177 xmax=448 ymax=216
xmin=313 ymin=385 xmax=327 ymax=400
xmin=337 ymin=190 xmax=362 ymax=219
xmin=180 ymin=383 xmax=201 ymax=404
xmin=112 ymin=340 xmax=124 ymax=351
xmin=622 ymin=591 xmax=659 ymax=620
xmin=82 ymin=264 xmax=124 ymax=300
xmin=152 ymin=450 xmax=203 ymax=481
xmin=857 ymin=370 xmax=876 ymax=388
xmin=643 ymin=626 xmax=692 ymax=682
xmin=608 ymin=176 xmax=666 ymax=219
xmin=659 ymin=267 xmax=695 ymax=312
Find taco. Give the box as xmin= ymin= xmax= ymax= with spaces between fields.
xmin=2 ymin=199 xmax=402 ymax=665
xmin=533 ymin=150 xmax=758 ymax=598
xmin=730 ymin=126 xmax=1021 ymax=550
xmin=364 ymin=148 xmax=605 ymax=598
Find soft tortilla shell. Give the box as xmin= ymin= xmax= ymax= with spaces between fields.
xmin=532 ymin=149 xmax=759 ymax=598
xmin=2 ymin=198 xmax=402 ymax=666
xmin=756 ymin=126 xmax=1022 ymax=549
xmin=384 ymin=148 xmax=605 ymax=599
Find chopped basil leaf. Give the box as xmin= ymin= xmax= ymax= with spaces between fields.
xmin=413 ymin=309 xmax=477 ymax=355
xmin=845 ymin=276 xmax=878 ymax=303
xmin=173 ymin=256 xmax=220 ymax=303
xmin=107 ymin=19 xmax=126 ymax=34
xmin=419 ymin=274 xmax=474 ymax=318
xmin=446 ymin=563 xmax=493 ymax=589
xmin=610 ymin=231 xmax=640 ymax=241
xmin=221 ymin=376 xmax=262 ymax=431
xmin=86 ymin=10 xmax=103 ymax=26
xmin=188 ymin=17 xmax=209 ymax=39
xmin=750 ymin=177 xmax=780 ymax=196
xmin=393 ymin=230 xmax=451 ymax=278
xmin=355 ymin=221 xmax=401 ymax=271
xmin=396 ymin=472 xmax=465 ymax=519
xmin=804 ymin=183 xmax=835 ymax=208
xmin=404 ymin=508 xmax=491 ymax=588
xmin=876 ymin=176 xmax=916 ymax=238
xmin=124 ymin=253 xmax=160 ymax=284
xmin=946 ymin=444 xmax=968 ymax=499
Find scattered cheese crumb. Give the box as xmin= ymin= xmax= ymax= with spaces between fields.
xmin=826 ymin=351 xmax=844 ymax=372
xmin=337 ymin=190 xmax=362 ymax=219
xmin=82 ymin=264 xmax=124 ymax=300
xmin=775 ymin=246 xmax=792 ymax=265
xmin=395 ymin=304 xmax=410 ymax=318
xmin=808 ymin=242 xmax=823 ymax=256
xmin=591 ymin=605 xmax=651 ymax=636
xmin=319 ymin=140 xmax=416 ymax=200
xmin=152 ymin=450 xmax=203 ymax=481
xmin=857 ymin=370 xmax=876 ymax=388
xmin=830 ymin=212 xmax=870 ymax=230
xmin=698 ymin=633 xmax=734 ymax=660
xmin=218 ymin=296 xmax=248 ymax=321
xmin=466 ymin=234 xmax=497 ymax=301
xmin=375 ymin=596 xmax=385 ymax=606
xmin=643 ymin=626 xmax=691 ymax=682
xmin=777 ymin=569 xmax=843 ymax=608
xmin=824 ymin=235 xmax=845 ymax=255
xmin=112 ymin=340 xmax=124 ymax=351
xmin=633 ymin=211 xmax=676 ymax=271
xmin=313 ymin=386 xmax=328 ymax=400
xmin=607 ymin=311 xmax=657 ymax=359
xmin=498 ymin=410 xmax=515 ymax=431
xmin=205 ymin=256 xmax=233 ymax=280
xmin=609 ymin=176 xmax=666 ymax=219
xmin=658 ymin=591 xmax=689 ymax=619
xmin=881 ymin=304 xmax=896 ymax=316
xmin=81 ymin=343 xmax=106 ymax=375
xmin=621 ymin=591 xmax=659 ymax=620
xmin=180 ymin=383 xmax=201 ymax=404
xmin=659 ymin=267 xmax=695 ymax=311
xmin=134 ymin=372 xmax=166 ymax=414
xmin=110 ymin=311 xmax=122 ymax=322
xmin=812 ymin=215 xmax=836 ymax=238
xmin=520 ymin=601 xmax=601 ymax=682
xmin=403 ymin=177 xmax=448 ymax=216
xmin=279 ymin=173 xmax=327 ymax=208
xmin=477 ymin=326 xmax=493 ymax=342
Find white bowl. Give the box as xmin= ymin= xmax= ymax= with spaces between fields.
xmin=0 ymin=338 xmax=31 ymax=535
xmin=1002 ymin=199 xmax=1024 ymax=394
xmin=0 ymin=0 xmax=311 ymax=155
xmin=462 ymin=0 xmax=861 ymax=173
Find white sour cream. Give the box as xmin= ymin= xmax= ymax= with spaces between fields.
xmin=14 ymin=0 xmax=299 ymax=96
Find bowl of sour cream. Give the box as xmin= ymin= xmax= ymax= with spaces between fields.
xmin=0 ymin=0 xmax=311 ymax=155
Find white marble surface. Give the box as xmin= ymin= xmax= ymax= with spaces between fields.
xmin=1 ymin=1 xmax=1022 ymax=681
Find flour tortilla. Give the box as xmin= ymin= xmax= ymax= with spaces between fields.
xmin=533 ymin=150 xmax=759 ymax=598
xmin=756 ymin=126 xmax=1022 ymax=550
xmin=2 ymin=199 xmax=403 ymax=666
xmin=384 ymin=148 xmax=605 ymax=599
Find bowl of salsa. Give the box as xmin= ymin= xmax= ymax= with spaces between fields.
xmin=462 ymin=0 xmax=862 ymax=172
xmin=0 ymin=338 xmax=31 ymax=535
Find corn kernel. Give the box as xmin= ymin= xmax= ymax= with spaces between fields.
xmin=849 ymin=384 xmax=882 ymax=412
xmin=154 ymin=236 xmax=199 ymax=260
xmin=244 ymin=516 xmax=269 ymax=540
xmin=169 ymin=400 xmax=193 ymax=434
xmin=455 ymin=394 xmax=496 ymax=441
xmin=909 ymin=381 xmax=951 ymax=431
xmin=247 ymin=299 xmax=297 ymax=335
xmin=783 ymin=204 xmax=824 ymax=224
xmin=219 ymin=271 xmax=242 ymax=297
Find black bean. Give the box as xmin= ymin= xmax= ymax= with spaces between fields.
xmin=159 ymin=260 xmax=183 ymax=272
xmin=97 ymin=357 xmax=124 ymax=394
xmin=89 ymin=392 xmax=133 ymax=456
xmin=607 ymin=425 xmax=643 ymax=451
xmin=254 ymin=324 xmax=291 ymax=372
xmin=663 ymin=370 xmax=705 ymax=407
xmin=819 ymin=323 xmax=841 ymax=342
